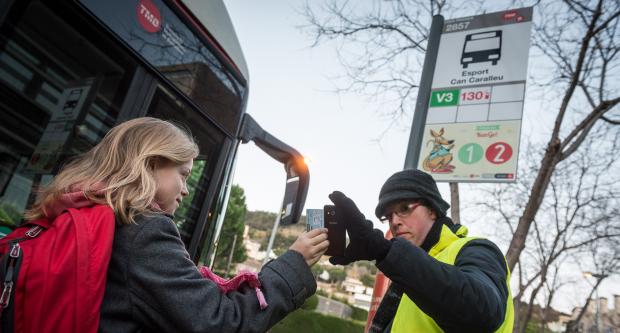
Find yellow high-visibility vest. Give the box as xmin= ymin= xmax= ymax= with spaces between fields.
xmin=391 ymin=225 xmax=514 ymax=333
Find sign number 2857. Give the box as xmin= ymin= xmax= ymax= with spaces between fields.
xmin=445 ymin=21 xmax=471 ymax=32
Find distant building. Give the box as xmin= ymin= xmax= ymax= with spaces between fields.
xmin=546 ymin=313 xmax=571 ymax=333
xmin=319 ymin=270 xmax=330 ymax=281
xmin=564 ymin=295 xmax=620 ymax=333
xmin=342 ymin=277 xmax=373 ymax=311
xmin=353 ymin=293 xmax=372 ymax=311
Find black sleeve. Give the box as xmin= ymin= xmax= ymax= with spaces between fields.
xmin=376 ymin=237 xmax=509 ymax=333
xmin=126 ymin=215 xmax=316 ymax=333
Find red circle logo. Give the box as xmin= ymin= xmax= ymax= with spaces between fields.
xmin=136 ymin=0 xmax=161 ymax=33
xmin=485 ymin=142 xmax=513 ymax=165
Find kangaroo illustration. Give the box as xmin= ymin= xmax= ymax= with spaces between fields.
xmin=422 ymin=128 xmax=455 ymax=173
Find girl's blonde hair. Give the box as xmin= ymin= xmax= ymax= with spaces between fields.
xmin=25 ymin=117 xmax=199 ymax=224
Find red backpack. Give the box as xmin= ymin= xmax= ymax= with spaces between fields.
xmin=0 ymin=205 xmax=115 ymax=333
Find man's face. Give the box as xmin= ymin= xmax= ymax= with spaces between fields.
xmin=383 ymin=200 xmax=436 ymax=247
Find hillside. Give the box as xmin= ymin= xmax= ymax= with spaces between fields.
xmin=245 ymin=210 xmax=307 ymax=254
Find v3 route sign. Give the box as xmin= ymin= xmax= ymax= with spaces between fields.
xmin=417 ymin=7 xmax=533 ymax=183
xmin=430 ymin=90 xmax=459 ymax=107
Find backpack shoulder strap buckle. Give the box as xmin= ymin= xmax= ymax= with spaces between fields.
xmin=25 ymin=225 xmax=43 ymax=238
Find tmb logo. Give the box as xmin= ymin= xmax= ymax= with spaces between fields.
xmin=137 ymin=0 xmax=161 ymax=33
xmin=502 ymin=10 xmax=524 ymax=23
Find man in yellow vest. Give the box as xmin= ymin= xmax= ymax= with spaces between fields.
xmin=328 ymin=169 xmax=513 ymax=333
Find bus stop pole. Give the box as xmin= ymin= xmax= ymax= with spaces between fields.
xmin=366 ymin=17 xmax=449 ymax=333
xmin=403 ymin=14 xmax=444 ymax=170
xmin=450 ymin=182 xmax=460 ymax=224
xmin=402 ymin=15 xmax=460 ymax=224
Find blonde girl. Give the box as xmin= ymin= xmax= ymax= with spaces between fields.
xmin=27 ymin=117 xmax=328 ymax=332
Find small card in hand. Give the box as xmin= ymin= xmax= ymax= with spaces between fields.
xmin=306 ymin=209 xmax=324 ymax=231
xmin=305 ymin=207 xmax=346 ymax=257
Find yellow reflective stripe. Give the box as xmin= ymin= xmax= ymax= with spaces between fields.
xmin=455 ymin=225 xmax=468 ymax=237
xmin=428 ymin=225 xmax=461 ymax=257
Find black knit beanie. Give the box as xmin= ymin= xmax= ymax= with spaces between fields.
xmin=375 ymin=169 xmax=450 ymax=219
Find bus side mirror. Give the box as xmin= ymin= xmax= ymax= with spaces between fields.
xmin=278 ymin=156 xmax=309 ymax=226
xmin=278 ymin=176 xmax=299 ymax=226
xmin=239 ymin=114 xmax=310 ymax=225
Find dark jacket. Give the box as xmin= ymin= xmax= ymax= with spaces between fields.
xmin=370 ymin=220 xmax=509 ymax=333
xmin=99 ymin=213 xmax=315 ymax=333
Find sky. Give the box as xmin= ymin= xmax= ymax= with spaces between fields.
xmin=225 ymin=0 xmax=419 ymax=228
xmin=223 ymin=0 xmax=618 ymax=313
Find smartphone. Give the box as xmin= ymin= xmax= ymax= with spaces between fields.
xmin=324 ymin=205 xmax=346 ymax=257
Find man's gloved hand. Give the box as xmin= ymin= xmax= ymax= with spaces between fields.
xmin=328 ymin=191 xmax=391 ymax=265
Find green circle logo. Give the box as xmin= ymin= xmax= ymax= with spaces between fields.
xmin=458 ymin=143 xmax=483 ymax=164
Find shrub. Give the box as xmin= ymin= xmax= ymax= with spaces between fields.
xmin=351 ymin=306 xmax=369 ymax=322
xmin=301 ymin=294 xmax=319 ymax=310
xmin=270 ymin=309 xmax=365 ymax=333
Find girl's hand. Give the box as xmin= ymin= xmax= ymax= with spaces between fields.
xmin=289 ymin=228 xmax=329 ymax=267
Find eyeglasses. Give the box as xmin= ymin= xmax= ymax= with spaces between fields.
xmin=380 ymin=202 xmax=422 ymax=222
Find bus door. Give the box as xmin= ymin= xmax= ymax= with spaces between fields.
xmin=144 ymin=83 xmax=237 ymax=264
xmin=142 ymin=84 xmax=309 ymax=266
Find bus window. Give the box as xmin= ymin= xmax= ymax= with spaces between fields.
xmin=146 ymin=85 xmax=227 ymax=247
xmin=78 ymin=0 xmax=246 ymax=136
xmin=0 ymin=1 xmax=136 ymax=227
xmin=174 ymin=158 xmax=208 ymax=246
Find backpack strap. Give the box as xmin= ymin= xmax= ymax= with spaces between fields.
xmin=68 ymin=208 xmax=93 ymax=332
xmin=67 ymin=206 xmax=115 ymax=333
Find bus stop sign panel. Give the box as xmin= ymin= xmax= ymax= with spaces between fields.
xmin=418 ymin=7 xmax=533 ymax=183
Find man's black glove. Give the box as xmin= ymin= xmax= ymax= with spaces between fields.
xmin=328 ymin=191 xmax=391 ymax=265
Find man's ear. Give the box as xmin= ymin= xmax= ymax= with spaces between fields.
xmin=429 ymin=208 xmax=437 ymax=220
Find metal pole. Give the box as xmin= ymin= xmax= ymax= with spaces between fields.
xmin=225 ymin=234 xmax=238 ymax=278
xmin=263 ymin=204 xmax=283 ymax=266
xmin=404 ymin=14 xmax=445 ymax=170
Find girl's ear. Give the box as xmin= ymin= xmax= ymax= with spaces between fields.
xmin=149 ymin=157 xmax=165 ymax=170
xmin=147 ymin=157 xmax=157 ymax=171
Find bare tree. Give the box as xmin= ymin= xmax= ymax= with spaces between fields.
xmin=565 ymin=239 xmax=620 ymax=333
xmin=303 ymin=0 xmax=620 ymax=273
xmin=474 ymin=132 xmax=620 ymax=332
xmin=538 ymin=261 xmax=568 ymax=332
xmin=505 ymin=0 xmax=620 ymax=272
xmin=302 ymin=0 xmax=485 ymax=121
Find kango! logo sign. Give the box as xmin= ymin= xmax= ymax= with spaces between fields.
xmin=137 ymin=0 xmax=161 ymax=33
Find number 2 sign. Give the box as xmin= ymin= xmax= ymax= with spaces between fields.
xmin=485 ymin=142 xmax=513 ymax=164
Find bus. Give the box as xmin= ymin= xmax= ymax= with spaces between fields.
xmin=0 ymin=0 xmax=309 ymax=266
xmin=461 ymin=30 xmax=502 ymax=68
